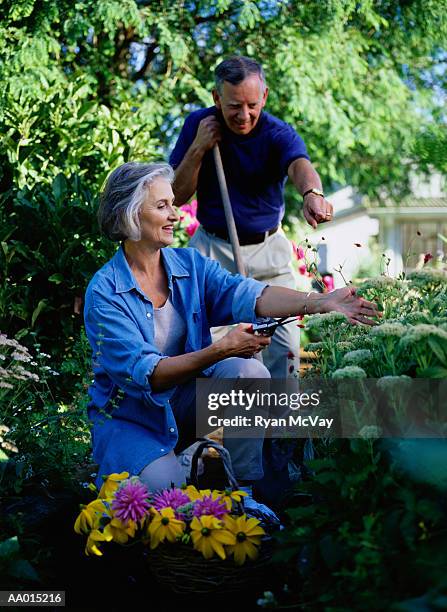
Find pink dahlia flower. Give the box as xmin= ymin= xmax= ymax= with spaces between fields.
xmin=152 ymin=488 xmax=190 ymax=512
xmin=192 ymin=495 xmax=228 ymax=519
xmin=111 ymin=479 xmax=150 ymax=523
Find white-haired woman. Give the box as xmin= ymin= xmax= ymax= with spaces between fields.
xmin=84 ymin=161 xmax=378 ymax=521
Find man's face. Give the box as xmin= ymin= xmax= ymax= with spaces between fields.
xmin=212 ymin=74 xmax=268 ymax=135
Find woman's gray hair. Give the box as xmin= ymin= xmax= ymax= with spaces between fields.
xmin=98 ymin=162 xmax=174 ymax=241
xmin=214 ymin=56 xmax=266 ymax=95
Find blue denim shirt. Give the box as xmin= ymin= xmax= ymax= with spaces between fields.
xmin=84 ymin=245 xmax=267 ymax=485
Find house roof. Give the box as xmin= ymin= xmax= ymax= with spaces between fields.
xmin=368 ymin=197 xmax=447 ymax=209
xmin=366 ymin=197 xmax=447 ymax=219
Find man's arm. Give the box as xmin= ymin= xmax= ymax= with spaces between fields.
xmin=288 ymin=157 xmax=333 ymax=229
xmin=172 ymin=115 xmax=221 ymax=205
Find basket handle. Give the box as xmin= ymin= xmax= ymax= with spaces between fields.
xmin=189 ymin=439 xmax=240 ymax=491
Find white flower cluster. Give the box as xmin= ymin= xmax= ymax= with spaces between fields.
xmin=336 ymin=341 xmax=355 ymax=352
xmin=398 ymin=324 xmax=447 ymax=348
xmin=359 ymin=276 xmax=403 ymax=292
xmin=407 ymin=269 xmax=447 ymax=289
xmin=0 ymin=424 xmax=18 ymax=454
xmin=331 ymin=366 xmax=367 ymax=379
xmin=0 ymin=332 xmax=40 ymax=389
xmin=370 ymin=322 xmax=406 ymax=339
xmin=376 ymin=375 xmax=413 ymax=393
xmin=305 ymin=312 xmax=348 ymax=333
xmin=359 ymin=425 xmax=382 ymax=439
xmin=342 ymin=349 xmax=372 ymax=366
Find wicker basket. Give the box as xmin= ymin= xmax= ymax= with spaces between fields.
xmin=145 ymin=537 xmax=273 ymax=595
xmin=145 ymin=439 xmax=274 ymax=595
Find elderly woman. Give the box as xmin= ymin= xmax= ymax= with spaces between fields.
xmin=84 ymin=161 xmax=378 ymax=518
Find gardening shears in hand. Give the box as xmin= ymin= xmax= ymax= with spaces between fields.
xmin=249 ymin=316 xmax=302 ymax=337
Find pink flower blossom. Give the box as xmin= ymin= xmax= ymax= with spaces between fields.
xmin=322 ymin=275 xmax=335 ymax=292
xmin=111 ymin=479 xmax=150 ymax=523
xmin=152 ymin=488 xmax=190 ymax=512
xmin=292 ymin=241 xmax=305 ymax=261
xmin=192 ymin=495 xmax=228 ymax=519
xmin=298 ymin=264 xmax=308 ymax=276
xmin=180 ymin=199 xmax=198 ymax=217
xmin=186 ymin=219 xmax=200 ymax=237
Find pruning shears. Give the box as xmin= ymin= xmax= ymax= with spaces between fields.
xmin=249 ymin=316 xmax=302 ymax=337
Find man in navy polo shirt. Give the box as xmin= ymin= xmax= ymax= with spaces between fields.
xmin=169 ymin=56 xmax=333 ymax=379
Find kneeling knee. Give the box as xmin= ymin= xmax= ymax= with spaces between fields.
xmin=236 ymin=358 xmax=271 ymax=379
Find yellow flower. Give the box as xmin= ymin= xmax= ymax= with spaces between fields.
xmin=182 ymin=485 xmax=211 ymax=501
xmin=224 ymin=515 xmax=265 ymax=565
xmin=148 ymin=508 xmax=185 ymax=549
xmin=85 ymin=528 xmax=113 ymax=556
xmin=190 ymin=515 xmax=236 ymax=560
xmin=98 ymin=471 xmax=129 ymax=499
xmin=217 ymin=488 xmax=248 ymax=511
xmin=103 ymin=517 xmax=137 ymax=544
xmin=74 ymin=499 xmax=109 ymax=534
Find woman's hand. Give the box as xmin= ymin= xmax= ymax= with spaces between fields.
xmin=216 ymin=323 xmax=272 ymax=358
xmin=321 ymin=286 xmax=380 ymax=325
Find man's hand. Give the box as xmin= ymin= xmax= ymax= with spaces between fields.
xmin=193 ymin=116 xmax=222 ymax=154
xmin=303 ymin=193 xmax=333 ymax=229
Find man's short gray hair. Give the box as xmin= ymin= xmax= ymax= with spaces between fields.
xmin=98 ymin=162 xmax=174 ymax=242
xmin=214 ymin=56 xmax=266 ymax=95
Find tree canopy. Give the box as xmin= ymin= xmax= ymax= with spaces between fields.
xmin=1 ymin=0 xmax=446 ymax=195
xmin=1 ymin=0 xmax=446 ymax=349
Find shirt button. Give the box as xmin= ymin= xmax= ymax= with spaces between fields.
xmin=146 ymin=312 xmax=151 ymax=318
xmin=169 ymin=427 xmax=175 ymax=433
xmin=160 ymin=448 xmax=165 ymax=452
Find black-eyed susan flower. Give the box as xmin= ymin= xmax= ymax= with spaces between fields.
xmin=103 ymin=517 xmax=137 ymax=544
xmin=98 ymin=471 xmax=129 ymax=499
xmin=224 ymin=515 xmax=265 ymax=565
xmin=190 ymin=515 xmax=236 ymax=560
xmin=74 ymin=499 xmax=109 ymax=534
xmin=85 ymin=528 xmax=113 ymax=556
xmin=148 ymin=507 xmax=185 ymax=549
xmin=217 ymin=488 xmax=248 ymax=511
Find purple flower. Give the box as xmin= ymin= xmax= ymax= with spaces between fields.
xmin=152 ymin=488 xmax=190 ymax=512
xmin=192 ymin=495 xmax=228 ymax=519
xmin=111 ymin=479 xmax=150 ymax=523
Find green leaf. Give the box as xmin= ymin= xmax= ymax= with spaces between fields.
xmin=8 ymin=559 xmax=40 ymax=582
xmin=0 ymin=537 xmax=19 ymax=561
xmin=428 ymin=338 xmax=446 ymax=365
xmin=31 ymin=298 xmax=47 ymax=327
xmin=416 ymin=366 xmax=447 ymax=379
xmin=48 ymin=273 xmax=64 ymax=284
xmin=52 ymin=174 xmax=67 ymax=203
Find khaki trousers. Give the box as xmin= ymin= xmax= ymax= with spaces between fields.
xmin=189 ymin=226 xmax=301 ymax=379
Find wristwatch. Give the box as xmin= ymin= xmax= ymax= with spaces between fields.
xmin=302 ymin=188 xmax=324 ymax=199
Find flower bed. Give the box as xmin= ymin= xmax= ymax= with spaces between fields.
xmin=304 ymin=270 xmax=447 ymax=379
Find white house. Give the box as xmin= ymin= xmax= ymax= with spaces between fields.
xmin=305 ymin=172 xmax=447 ymax=286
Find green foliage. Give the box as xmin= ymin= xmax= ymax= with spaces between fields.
xmin=305 ymin=270 xmax=447 ymax=378
xmin=271 ymin=438 xmax=447 ymax=610
xmin=0 ymin=174 xmax=116 ymax=356
xmin=0 ymin=333 xmax=92 ymax=497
